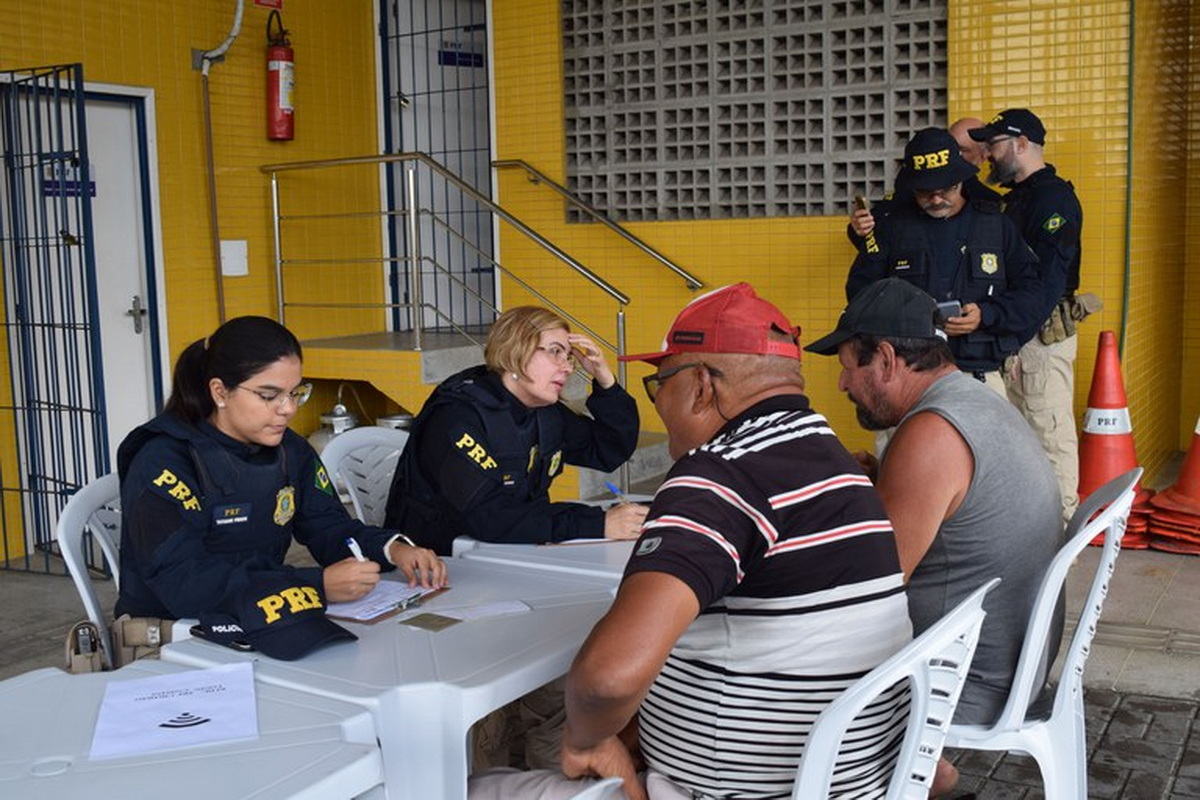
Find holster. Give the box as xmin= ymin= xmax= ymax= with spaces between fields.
xmin=1038 ymin=302 xmax=1070 ymax=344
xmin=65 ymin=620 xmax=106 ymax=674
xmin=110 ymin=613 xmax=175 ymax=669
xmin=1038 ymin=292 xmax=1103 ymax=346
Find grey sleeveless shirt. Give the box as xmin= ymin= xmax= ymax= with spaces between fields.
xmin=892 ymin=370 xmax=1063 ymax=724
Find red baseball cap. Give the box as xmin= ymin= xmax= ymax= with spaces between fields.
xmin=619 ymin=283 xmax=800 ymax=366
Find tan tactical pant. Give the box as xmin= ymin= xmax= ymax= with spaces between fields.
xmin=1005 ymin=333 xmax=1079 ymax=523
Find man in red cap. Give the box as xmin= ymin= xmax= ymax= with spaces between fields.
xmin=470 ymin=284 xmax=914 ymax=798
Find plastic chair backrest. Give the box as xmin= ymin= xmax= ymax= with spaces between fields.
xmin=564 ymin=777 xmax=625 ymax=800
xmin=318 ymin=426 xmax=410 ymax=527
xmin=791 ymin=578 xmax=998 ymax=800
xmin=975 ymin=467 xmax=1139 ymax=733
xmin=55 ymin=473 xmax=122 ymax=668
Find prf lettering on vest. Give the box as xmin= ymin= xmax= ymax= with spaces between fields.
xmin=454 ymin=432 xmax=498 ymax=469
xmin=256 ymin=586 xmax=323 ymax=623
xmin=152 ymin=469 xmax=202 ymax=511
xmin=911 ymin=149 xmax=950 ymax=170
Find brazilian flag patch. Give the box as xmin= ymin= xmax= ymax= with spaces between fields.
xmin=315 ymin=464 xmax=334 ymax=495
xmin=1042 ymin=213 xmax=1065 ymax=234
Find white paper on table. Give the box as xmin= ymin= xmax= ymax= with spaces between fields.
xmin=89 ymin=662 xmax=258 ymax=761
xmin=436 ymin=600 xmax=531 ymax=621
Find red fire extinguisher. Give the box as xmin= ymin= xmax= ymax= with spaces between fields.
xmin=266 ymin=10 xmax=294 ymax=141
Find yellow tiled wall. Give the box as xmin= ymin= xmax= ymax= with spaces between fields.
xmin=0 ymin=0 xmax=381 ymax=346
xmin=1184 ymin=5 xmax=1200 ymax=445
xmin=0 ymin=0 xmax=381 ymax=557
xmin=494 ymin=1 xmax=1189 ymax=480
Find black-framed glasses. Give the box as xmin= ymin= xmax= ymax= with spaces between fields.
xmin=642 ymin=362 xmax=703 ymax=402
xmin=986 ymin=135 xmax=1015 ymax=150
xmin=234 ymin=381 xmax=313 ymax=409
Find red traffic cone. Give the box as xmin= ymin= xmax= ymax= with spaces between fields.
xmin=1148 ymin=414 xmax=1200 ymax=515
xmin=1078 ymin=331 xmax=1151 ymax=546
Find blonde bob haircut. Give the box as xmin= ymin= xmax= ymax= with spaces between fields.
xmin=484 ymin=306 xmax=570 ymax=379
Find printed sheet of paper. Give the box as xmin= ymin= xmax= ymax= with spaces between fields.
xmin=89 ymin=662 xmax=258 ymax=761
xmin=327 ymin=580 xmax=445 ymax=623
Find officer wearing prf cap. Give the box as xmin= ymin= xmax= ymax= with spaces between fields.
xmin=845 ymin=126 xmax=1044 ymax=394
xmin=970 ymin=109 xmax=1093 ymax=522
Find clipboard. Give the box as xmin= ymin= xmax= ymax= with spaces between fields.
xmin=326 ymin=582 xmax=449 ymax=624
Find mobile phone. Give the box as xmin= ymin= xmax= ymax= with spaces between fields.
xmin=935 ymin=300 xmax=963 ymax=325
xmin=853 ymin=194 xmax=870 ymax=211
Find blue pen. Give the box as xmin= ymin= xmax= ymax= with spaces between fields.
xmin=345 ymin=537 xmax=367 ymax=562
xmin=604 ymin=480 xmax=630 ymax=505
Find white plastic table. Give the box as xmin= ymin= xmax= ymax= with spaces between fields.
xmin=460 ymin=539 xmax=635 ymax=583
xmin=161 ymin=559 xmax=616 ymax=800
xmin=0 ymin=660 xmax=384 ymax=800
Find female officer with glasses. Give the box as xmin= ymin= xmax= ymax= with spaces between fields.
xmin=115 ymin=316 xmax=445 ymax=630
xmin=385 ymin=306 xmax=646 ymax=555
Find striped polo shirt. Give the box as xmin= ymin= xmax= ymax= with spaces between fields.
xmin=627 ymin=394 xmax=912 ymax=798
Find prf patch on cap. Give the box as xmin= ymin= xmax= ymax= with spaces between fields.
xmin=911 ymin=148 xmax=950 ymax=170
xmin=671 ymin=330 xmax=705 ymax=345
xmin=1042 ymin=213 xmax=1065 ymax=234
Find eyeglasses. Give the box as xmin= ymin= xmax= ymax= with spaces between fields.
xmin=642 ymin=362 xmax=703 ymax=402
xmin=986 ymin=135 xmax=1015 ymax=150
xmin=537 ymin=344 xmax=574 ymax=366
xmin=913 ymin=182 xmax=962 ymax=200
xmin=233 ymin=382 xmax=313 ymax=409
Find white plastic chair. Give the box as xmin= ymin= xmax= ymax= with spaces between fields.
xmin=943 ymin=467 xmax=1141 ymax=800
xmin=318 ymin=426 xmax=410 ymax=527
xmin=566 ymin=777 xmax=625 ymax=799
xmin=56 ymin=473 xmax=122 ymax=669
xmin=792 ymin=578 xmax=998 ymax=800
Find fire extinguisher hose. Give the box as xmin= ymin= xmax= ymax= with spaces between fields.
xmin=267 ymin=9 xmax=289 ymax=47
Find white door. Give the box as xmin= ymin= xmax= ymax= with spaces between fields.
xmin=85 ymin=94 xmax=161 ymax=458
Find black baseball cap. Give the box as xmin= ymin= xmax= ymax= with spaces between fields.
xmin=195 ymin=574 xmax=357 ymax=661
xmin=898 ymin=127 xmax=978 ymax=191
xmin=967 ymin=108 xmax=1046 ymax=146
xmin=805 ymin=278 xmax=946 ymax=356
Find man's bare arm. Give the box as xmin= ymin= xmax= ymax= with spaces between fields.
xmin=876 ymin=411 xmax=973 ymax=579
xmin=562 ymin=571 xmax=700 ymax=792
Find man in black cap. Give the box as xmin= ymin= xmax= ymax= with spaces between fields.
xmin=969 ymin=108 xmax=1092 ymax=522
xmin=845 ymin=127 xmax=1044 ymax=395
xmin=806 ymin=278 xmax=1064 ymax=790
xmin=847 ymin=117 xmax=1001 ymax=255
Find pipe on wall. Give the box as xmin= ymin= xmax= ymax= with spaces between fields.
xmin=197 ymin=0 xmax=245 ymax=323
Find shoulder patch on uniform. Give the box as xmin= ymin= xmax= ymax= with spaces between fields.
xmin=453 ymin=431 xmax=498 ymax=470
xmin=314 ymin=463 xmax=334 ymax=495
xmin=1042 ymin=213 xmax=1065 ymax=233
xmin=150 ymin=468 xmax=202 ymax=512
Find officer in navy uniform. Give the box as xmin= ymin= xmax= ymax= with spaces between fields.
xmin=970 ymin=109 xmax=1090 ymax=521
xmin=845 ymin=127 xmax=1043 ymax=393
xmin=384 ymin=305 xmax=646 ymax=556
xmin=846 ymin=117 xmax=1003 ymax=256
xmin=116 ymin=317 xmax=445 ymax=634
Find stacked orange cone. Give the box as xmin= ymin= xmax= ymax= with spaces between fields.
xmin=1147 ymin=414 xmax=1200 ymax=554
xmin=1077 ymin=331 xmax=1152 ymax=547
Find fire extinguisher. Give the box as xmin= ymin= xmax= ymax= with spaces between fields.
xmin=266 ymin=10 xmax=294 ymax=141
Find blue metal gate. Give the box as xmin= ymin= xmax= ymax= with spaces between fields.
xmin=0 ymin=64 xmax=108 ymax=573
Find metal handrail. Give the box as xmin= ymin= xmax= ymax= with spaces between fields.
xmin=493 ymin=158 xmax=704 ymax=291
xmin=261 ymin=152 xmax=631 ymax=308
